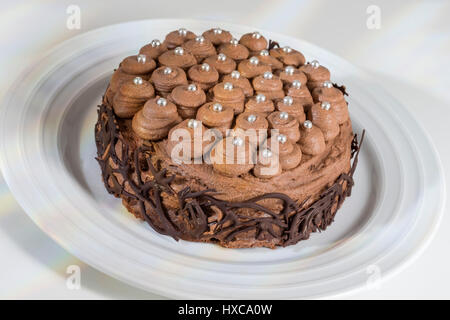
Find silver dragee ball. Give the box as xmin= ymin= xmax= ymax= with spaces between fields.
xmin=213 ymin=28 xmax=223 ymax=34
xmin=163 ymin=67 xmax=172 ymax=74
xmin=283 ymin=96 xmax=294 ymax=105
xmin=260 ymin=50 xmax=269 ymax=56
xmin=303 ymin=120 xmax=313 ymax=129
xmin=224 ymin=82 xmax=233 ymax=90
xmin=284 ymin=66 xmax=295 ymax=75
xmin=249 ymin=56 xmax=259 ymax=65
xmin=201 ymin=63 xmax=210 ymax=72
xmin=262 ymin=148 xmax=273 ymax=158
xmin=187 ymin=84 xmax=197 ymax=91
xmin=311 ymin=60 xmax=320 ymax=69
xmin=279 ymin=112 xmax=289 ymax=120
xmin=252 ymin=31 xmax=261 ymax=39
xmin=292 ymin=80 xmax=301 ymax=89
xmin=195 ymin=36 xmax=205 ymax=43
xmin=187 ymin=119 xmax=199 ymax=129
xmin=263 ymin=71 xmax=273 ymax=79
xmin=137 ymin=54 xmax=147 ymax=64
xmin=212 ymin=103 xmax=223 ymax=112
xmin=282 ymin=46 xmax=292 ymax=53
xmin=231 ymin=70 xmax=240 ymax=79
xmin=174 ymin=47 xmax=184 ymax=55
xmin=277 ymin=134 xmax=287 ymax=144
xmin=178 ymin=28 xmax=187 ymax=36
xmin=217 ymin=53 xmax=227 ymax=61
xmin=156 ymin=97 xmax=167 ymax=106
xmin=256 ymin=94 xmax=266 ymax=103
xmin=247 ymin=114 xmax=257 ymax=123
xmin=230 ymin=38 xmax=239 ymax=46
xmin=232 ymin=136 xmax=244 ymax=146
xmin=323 ymin=81 xmax=333 ymax=88
xmin=151 ymin=39 xmax=161 ymax=47
xmin=133 ymin=77 xmax=143 ymax=85
xmin=321 ymin=101 xmax=331 ymax=110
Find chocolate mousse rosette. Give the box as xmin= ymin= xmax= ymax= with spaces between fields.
xmin=112 ymin=77 xmax=155 ymax=118
xmin=196 ymin=102 xmax=234 ymax=137
xmin=182 ymin=36 xmax=216 ymax=62
xmin=276 ymin=95 xmax=306 ymax=123
xmin=238 ymin=56 xmax=271 ymax=79
xmin=168 ymin=84 xmax=206 ymax=119
xmin=121 ymin=54 xmax=156 ymax=75
xmin=258 ymin=50 xmax=283 ymax=70
xmin=158 ymin=46 xmax=196 ymax=70
xmin=106 ymin=69 xmax=136 ymax=105
xmin=239 ymin=31 xmax=268 ymax=55
xmin=139 ymin=39 xmax=168 ymax=59
xmin=267 ymin=111 xmax=301 ymax=143
xmin=150 ymin=66 xmax=188 ymax=95
xmin=202 ymin=27 xmax=232 ymax=45
xmin=234 ymin=112 xmax=269 ymax=146
xmin=312 ymin=81 xmax=349 ymax=124
xmin=309 ymin=101 xmax=340 ymax=141
xmin=244 ymin=94 xmax=274 ymax=117
xmin=253 ymin=147 xmax=281 ymax=179
xmin=277 ymin=65 xmax=307 ymax=86
xmin=267 ymin=134 xmax=302 ymax=170
xmin=217 ymin=38 xmax=249 ymax=61
xmin=164 ymin=28 xmax=196 ymax=49
xmin=269 ymin=46 xmax=305 ymax=67
xmin=132 ymin=96 xmax=181 ymax=141
xmin=298 ymin=120 xmax=326 ymax=155
xmin=252 ymin=71 xmax=284 ymax=100
xmin=187 ymin=63 xmax=219 ymax=90
xmin=222 ymin=70 xmax=253 ymax=97
xmin=203 ymin=53 xmax=236 ymax=75
xmin=212 ymin=81 xmax=245 ymax=115
xmin=211 ymin=135 xmax=256 ymax=177
xmin=299 ymin=60 xmax=331 ymax=91
xmin=285 ymin=80 xmax=314 ymax=109
xmin=166 ymin=119 xmax=210 ymax=163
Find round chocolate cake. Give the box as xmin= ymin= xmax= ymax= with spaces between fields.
xmin=95 ymin=28 xmax=363 ymax=249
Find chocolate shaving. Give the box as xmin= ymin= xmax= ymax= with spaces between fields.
xmin=268 ymin=40 xmax=280 ymax=50
xmin=333 ymin=82 xmax=348 ymax=96
xmin=95 ymin=103 xmax=364 ymax=248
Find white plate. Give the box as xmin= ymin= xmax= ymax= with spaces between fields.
xmin=0 ymin=19 xmax=445 ymax=299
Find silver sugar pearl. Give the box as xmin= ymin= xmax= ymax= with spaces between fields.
xmin=187 ymin=119 xmax=199 ymax=129
xmin=303 ymin=120 xmax=313 ymax=129
xmin=231 ymin=70 xmax=240 ymax=79
xmin=174 ymin=47 xmax=184 ymax=55
xmin=224 ymin=82 xmax=233 ymax=90
xmin=156 ymin=97 xmax=167 ymax=106
xmin=283 ymin=96 xmax=293 ymax=106
xmin=163 ymin=67 xmax=172 ymax=74
xmin=178 ymin=28 xmax=188 ymax=36
xmin=279 ymin=112 xmax=289 ymax=120
xmin=247 ymin=114 xmax=257 ymax=123
xmin=282 ymin=46 xmax=292 ymax=53
xmin=262 ymin=148 xmax=273 ymax=158
xmin=249 ymin=56 xmax=259 ymax=65
xmin=217 ymin=53 xmax=227 ymax=61
xmin=321 ymin=101 xmax=331 ymax=110
xmin=311 ymin=60 xmax=320 ymax=69
xmin=260 ymin=49 xmax=269 ymax=56
xmin=256 ymin=94 xmax=266 ymax=103
xmin=232 ymin=136 xmax=244 ymax=146
xmin=151 ymin=39 xmax=161 ymax=47
xmin=187 ymin=84 xmax=197 ymax=91
xmin=201 ymin=63 xmax=210 ymax=72
xmin=323 ymin=81 xmax=333 ymax=88
xmin=230 ymin=38 xmax=239 ymax=46
xmin=277 ymin=134 xmax=287 ymax=144
xmin=137 ymin=54 xmax=147 ymax=63
xmin=252 ymin=31 xmax=261 ymax=39
xmin=263 ymin=71 xmax=273 ymax=79
xmin=133 ymin=77 xmax=143 ymax=85
xmin=284 ymin=66 xmax=295 ymax=75
xmin=213 ymin=27 xmax=223 ymax=34
xmin=292 ymin=80 xmax=302 ymax=89
xmin=195 ymin=35 xmax=205 ymax=43
xmin=212 ymin=103 xmax=223 ymax=112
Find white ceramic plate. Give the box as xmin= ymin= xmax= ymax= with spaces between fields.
xmin=0 ymin=19 xmax=445 ymax=299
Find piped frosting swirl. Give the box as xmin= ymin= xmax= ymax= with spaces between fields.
xmin=112 ymin=77 xmax=155 ymax=118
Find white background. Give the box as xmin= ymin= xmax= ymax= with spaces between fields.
xmin=0 ymin=0 xmax=449 ymax=299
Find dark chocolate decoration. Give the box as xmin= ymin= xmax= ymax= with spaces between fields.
xmin=333 ymin=82 xmax=348 ymax=96
xmin=95 ymin=103 xmax=364 ymax=247
xmin=268 ymin=40 xmax=280 ymax=50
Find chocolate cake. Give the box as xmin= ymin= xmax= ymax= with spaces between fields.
xmin=95 ymin=28 xmax=364 ymax=249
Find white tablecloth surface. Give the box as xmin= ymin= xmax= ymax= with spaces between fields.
xmin=0 ymin=0 xmax=449 ymax=299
